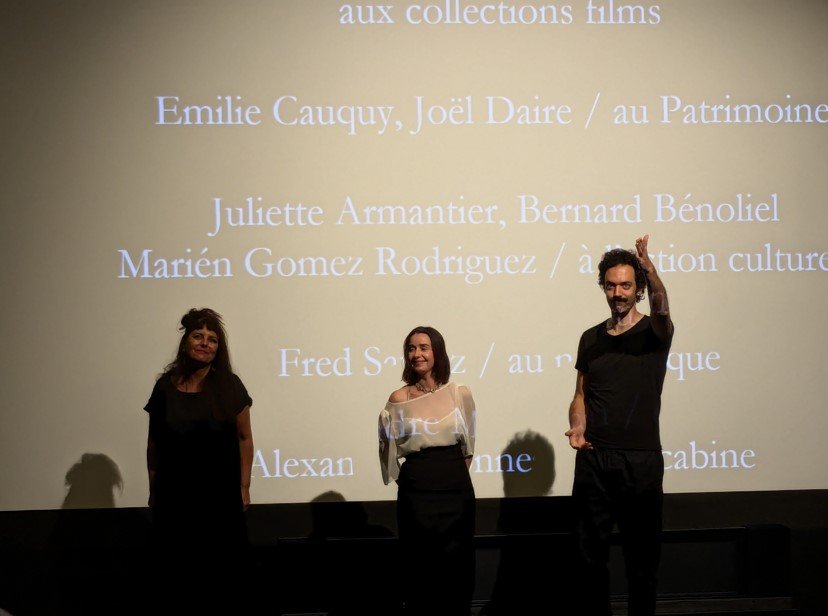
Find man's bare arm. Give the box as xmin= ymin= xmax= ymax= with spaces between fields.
xmin=636 ymin=234 xmax=673 ymax=340
xmin=565 ymin=371 xmax=592 ymax=450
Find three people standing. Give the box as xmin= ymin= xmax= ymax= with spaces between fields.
xmin=144 ymin=234 xmax=671 ymax=616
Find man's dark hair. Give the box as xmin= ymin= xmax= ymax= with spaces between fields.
xmin=597 ymin=248 xmax=647 ymax=302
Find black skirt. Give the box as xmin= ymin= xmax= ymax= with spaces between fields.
xmin=397 ymin=443 xmax=476 ymax=615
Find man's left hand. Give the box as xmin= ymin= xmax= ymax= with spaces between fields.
xmin=635 ymin=234 xmax=655 ymax=274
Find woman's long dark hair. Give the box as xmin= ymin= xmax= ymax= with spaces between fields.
xmin=164 ymin=308 xmax=237 ymax=420
xmin=401 ymin=326 xmax=451 ymax=386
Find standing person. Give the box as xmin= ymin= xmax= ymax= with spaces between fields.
xmin=144 ymin=308 xmax=253 ymax=610
xmin=565 ymin=235 xmax=673 ymax=616
xmin=379 ymin=326 xmax=477 ymax=616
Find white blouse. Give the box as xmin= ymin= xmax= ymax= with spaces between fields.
xmin=378 ymin=382 xmax=476 ymax=485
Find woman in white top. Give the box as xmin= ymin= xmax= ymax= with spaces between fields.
xmin=379 ymin=326 xmax=477 ymax=616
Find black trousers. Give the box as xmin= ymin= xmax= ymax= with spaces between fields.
xmin=397 ymin=444 xmax=476 ymax=616
xmin=573 ymin=448 xmax=663 ymax=616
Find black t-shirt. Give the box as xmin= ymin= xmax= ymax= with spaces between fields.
xmin=144 ymin=373 xmax=252 ymax=513
xmin=575 ymin=315 xmax=672 ymax=451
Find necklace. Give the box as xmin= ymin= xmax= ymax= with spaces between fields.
xmin=415 ymin=381 xmax=438 ymax=394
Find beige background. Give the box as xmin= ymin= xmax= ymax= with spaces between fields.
xmin=1 ymin=1 xmax=826 ymax=510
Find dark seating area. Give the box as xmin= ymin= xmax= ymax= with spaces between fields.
xmin=0 ymin=491 xmax=824 ymax=615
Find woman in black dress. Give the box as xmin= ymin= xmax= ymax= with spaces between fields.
xmin=144 ymin=308 xmax=253 ymax=609
xmin=379 ymin=326 xmax=477 ymax=615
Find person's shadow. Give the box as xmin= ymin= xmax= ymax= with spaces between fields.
xmin=309 ymin=490 xmax=392 ymax=540
xmin=500 ymin=430 xmax=555 ymax=499
xmin=61 ymin=453 xmax=123 ymax=509
xmin=482 ymin=431 xmax=576 ymax=614
xmin=46 ymin=453 xmax=150 ymax=615
xmin=304 ymin=491 xmax=396 ymax=615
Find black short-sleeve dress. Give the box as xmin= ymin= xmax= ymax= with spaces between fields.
xmin=145 ymin=373 xmax=252 ymax=547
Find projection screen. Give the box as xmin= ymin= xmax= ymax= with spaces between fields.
xmin=1 ymin=0 xmax=826 ymax=510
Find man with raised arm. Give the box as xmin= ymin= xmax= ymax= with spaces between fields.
xmin=566 ymin=235 xmax=673 ymax=616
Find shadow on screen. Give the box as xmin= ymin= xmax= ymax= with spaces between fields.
xmin=500 ymin=429 xmax=555 ymax=498
xmin=61 ymin=453 xmax=123 ymax=509
xmin=309 ymin=490 xmax=393 ymax=540
xmin=271 ymin=491 xmax=395 ymax=615
xmin=44 ymin=453 xmax=152 ymax=614
xmin=481 ymin=431 xmax=576 ymax=613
